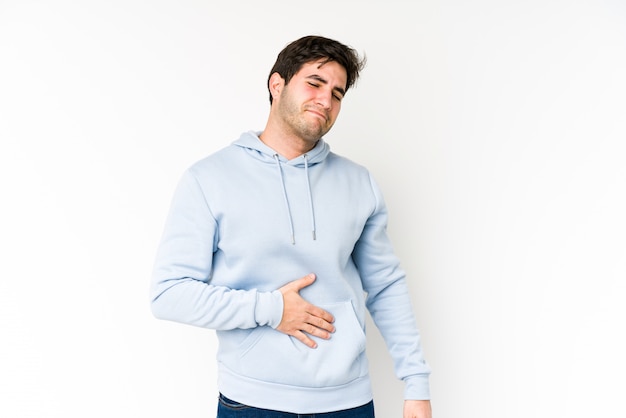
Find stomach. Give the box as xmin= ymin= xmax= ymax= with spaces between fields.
xmin=217 ymin=300 xmax=368 ymax=387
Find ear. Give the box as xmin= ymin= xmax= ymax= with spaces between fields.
xmin=268 ymin=72 xmax=284 ymax=101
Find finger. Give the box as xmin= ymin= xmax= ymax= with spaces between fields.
xmin=290 ymin=273 xmax=316 ymax=292
xmin=293 ymin=330 xmax=318 ymax=349
xmin=307 ymin=313 xmax=335 ymax=333
xmin=307 ymin=306 xmax=335 ymax=325
xmin=304 ymin=322 xmax=332 ymax=340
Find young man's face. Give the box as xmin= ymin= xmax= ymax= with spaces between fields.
xmin=273 ymin=59 xmax=348 ymax=143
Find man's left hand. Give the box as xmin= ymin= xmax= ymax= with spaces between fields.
xmin=403 ymin=400 xmax=432 ymax=418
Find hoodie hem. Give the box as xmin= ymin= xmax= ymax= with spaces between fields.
xmin=217 ymin=362 xmax=373 ymax=414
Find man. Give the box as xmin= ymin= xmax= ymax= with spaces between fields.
xmin=151 ymin=35 xmax=432 ymax=418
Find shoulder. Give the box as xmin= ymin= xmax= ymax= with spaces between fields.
xmin=325 ymin=151 xmax=370 ymax=175
xmin=187 ymin=144 xmax=241 ymax=176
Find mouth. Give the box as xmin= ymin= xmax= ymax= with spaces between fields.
xmin=305 ymin=107 xmax=328 ymax=122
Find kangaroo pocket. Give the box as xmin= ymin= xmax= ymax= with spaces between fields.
xmin=234 ymin=300 xmax=367 ymax=388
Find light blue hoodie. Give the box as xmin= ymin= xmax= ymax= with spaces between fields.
xmin=151 ymin=131 xmax=430 ymax=413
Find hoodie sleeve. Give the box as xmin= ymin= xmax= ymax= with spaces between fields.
xmin=352 ymin=173 xmax=431 ymax=400
xmin=150 ymin=168 xmax=284 ymax=330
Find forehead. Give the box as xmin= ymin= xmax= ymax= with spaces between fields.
xmin=296 ymin=60 xmax=347 ymax=87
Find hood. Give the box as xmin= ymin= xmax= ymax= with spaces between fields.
xmin=232 ymin=131 xmax=331 ymax=167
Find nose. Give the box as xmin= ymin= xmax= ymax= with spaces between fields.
xmin=315 ymin=88 xmax=333 ymax=110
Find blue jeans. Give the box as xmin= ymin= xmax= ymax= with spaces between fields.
xmin=217 ymin=393 xmax=375 ymax=418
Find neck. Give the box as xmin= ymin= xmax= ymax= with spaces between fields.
xmin=259 ymin=124 xmax=317 ymax=160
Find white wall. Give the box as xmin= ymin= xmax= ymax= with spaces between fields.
xmin=1 ymin=1 xmax=625 ymax=417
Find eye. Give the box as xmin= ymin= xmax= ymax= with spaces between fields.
xmin=308 ymin=82 xmax=320 ymax=88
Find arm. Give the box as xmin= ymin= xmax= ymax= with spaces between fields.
xmin=151 ymin=169 xmax=334 ymax=338
xmin=352 ymin=174 xmax=431 ymax=401
xmin=150 ymin=169 xmax=282 ymax=329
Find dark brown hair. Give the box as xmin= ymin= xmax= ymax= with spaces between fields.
xmin=267 ymin=35 xmax=366 ymax=104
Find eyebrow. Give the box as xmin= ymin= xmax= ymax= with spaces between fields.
xmin=306 ymin=74 xmax=346 ymax=97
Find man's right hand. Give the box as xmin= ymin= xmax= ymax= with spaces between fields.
xmin=276 ymin=273 xmax=335 ymax=348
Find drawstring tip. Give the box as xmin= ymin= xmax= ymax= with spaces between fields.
xmin=312 ymin=231 xmax=316 ymax=240
xmin=291 ymin=235 xmax=295 ymax=245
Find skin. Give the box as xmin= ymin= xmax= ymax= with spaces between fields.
xmin=259 ymin=59 xmax=346 ymax=160
xmin=404 ymin=400 xmax=433 ymax=418
xmin=276 ymin=274 xmax=334 ymax=348
xmin=263 ymin=59 xmax=433 ymax=418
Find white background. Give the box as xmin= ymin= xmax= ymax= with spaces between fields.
xmin=1 ymin=1 xmax=625 ymax=417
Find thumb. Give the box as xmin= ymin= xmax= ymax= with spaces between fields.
xmin=291 ymin=273 xmax=316 ymax=292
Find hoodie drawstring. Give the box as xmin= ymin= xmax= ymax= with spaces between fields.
xmin=273 ymin=154 xmax=295 ymax=245
xmin=272 ymin=154 xmax=317 ymax=244
xmin=303 ymin=154 xmax=317 ymax=241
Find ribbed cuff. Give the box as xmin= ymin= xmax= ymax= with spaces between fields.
xmin=404 ymin=374 xmax=431 ymax=400
xmin=254 ymin=290 xmax=284 ymax=328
